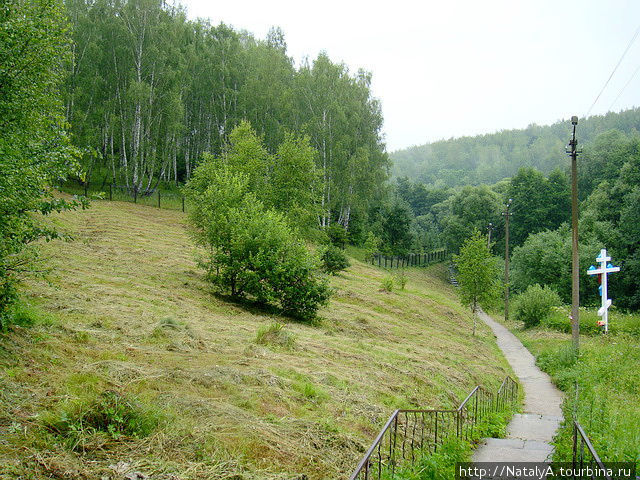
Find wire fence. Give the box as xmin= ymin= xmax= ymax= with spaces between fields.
xmin=63 ymin=182 xmax=189 ymax=213
xmin=370 ymin=249 xmax=449 ymax=268
xmin=349 ymin=376 xmax=518 ymax=480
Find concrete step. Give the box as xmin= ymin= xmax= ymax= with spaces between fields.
xmin=474 ymin=437 xmax=554 ymax=462
xmin=507 ymin=414 xmax=562 ymax=443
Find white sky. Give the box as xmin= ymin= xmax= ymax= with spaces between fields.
xmin=183 ymin=0 xmax=640 ymax=152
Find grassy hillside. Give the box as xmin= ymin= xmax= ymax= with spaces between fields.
xmin=0 ymin=200 xmax=512 ymax=479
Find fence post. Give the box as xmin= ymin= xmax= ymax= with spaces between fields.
xmin=134 ymin=186 xmax=137 ymax=204
xmin=182 ymin=197 xmax=185 ymax=212
xmin=109 ymin=183 xmax=113 ymax=201
xmin=84 ymin=181 xmax=88 ymax=197
xmin=157 ymin=190 xmax=161 ymax=208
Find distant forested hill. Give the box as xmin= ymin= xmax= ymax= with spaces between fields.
xmin=391 ymin=108 xmax=640 ymax=186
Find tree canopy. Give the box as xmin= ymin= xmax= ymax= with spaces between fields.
xmin=0 ymin=0 xmax=82 ymax=327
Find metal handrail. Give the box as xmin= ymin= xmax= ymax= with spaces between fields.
xmin=349 ymin=376 xmax=518 ymax=480
xmin=573 ymin=421 xmax=612 ymax=480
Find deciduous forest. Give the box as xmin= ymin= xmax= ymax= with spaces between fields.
xmin=63 ymin=0 xmax=388 ymax=233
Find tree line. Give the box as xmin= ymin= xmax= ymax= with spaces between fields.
xmin=63 ymin=0 xmax=388 ymax=232
xmin=392 ymin=126 xmax=640 ymax=311
xmin=391 ymin=108 xmax=640 ymax=187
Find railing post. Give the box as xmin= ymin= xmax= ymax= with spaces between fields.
xmin=572 ymin=422 xmax=578 ymax=479
xmin=391 ymin=414 xmax=399 ymax=476
xmin=434 ymin=412 xmax=439 ymax=451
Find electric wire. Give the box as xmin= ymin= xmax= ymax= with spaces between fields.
xmin=608 ymin=62 xmax=640 ymax=111
xmin=585 ymin=22 xmax=640 ymax=117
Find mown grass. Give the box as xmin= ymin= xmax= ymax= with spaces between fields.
xmin=501 ymin=312 xmax=640 ymax=471
xmin=0 ymin=198 xmax=513 ymax=479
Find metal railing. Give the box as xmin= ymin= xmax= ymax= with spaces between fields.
xmin=349 ymin=376 xmax=518 ymax=480
xmin=572 ymin=421 xmax=612 ymax=480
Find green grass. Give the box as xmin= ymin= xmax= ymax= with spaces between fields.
xmin=501 ymin=313 xmax=640 ymax=470
xmin=392 ymin=409 xmax=515 ymax=480
xmin=541 ymin=305 xmax=640 ymax=336
xmin=0 ymin=197 xmax=514 ymax=479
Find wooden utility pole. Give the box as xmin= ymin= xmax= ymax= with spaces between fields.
xmin=567 ymin=116 xmax=581 ymax=352
xmin=503 ymin=199 xmax=512 ymax=321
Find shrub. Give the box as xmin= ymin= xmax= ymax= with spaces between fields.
xmin=363 ymin=231 xmax=381 ymax=261
xmin=395 ymin=270 xmax=408 ymax=290
xmin=183 ymin=164 xmax=330 ymax=320
xmin=381 ymin=276 xmax=394 ymax=292
xmin=320 ymin=245 xmax=350 ymax=275
xmin=326 ymin=224 xmax=348 ymax=248
xmin=513 ymin=284 xmax=562 ymax=328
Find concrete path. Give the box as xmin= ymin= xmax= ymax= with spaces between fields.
xmin=473 ymin=310 xmax=564 ymax=462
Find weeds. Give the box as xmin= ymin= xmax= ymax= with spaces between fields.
xmin=255 ymin=321 xmax=296 ymax=349
xmin=395 ymin=270 xmax=408 ymax=290
xmin=392 ymin=436 xmax=471 ymax=480
xmin=515 ymin=329 xmax=640 ymax=470
xmin=380 ymin=275 xmax=394 ymax=292
xmin=43 ymin=390 xmax=161 ymax=450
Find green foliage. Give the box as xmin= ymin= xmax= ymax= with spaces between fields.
xmin=512 ymin=284 xmax=561 ymax=328
xmin=392 ymin=436 xmax=470 ymax=480
xmin=320 ymin=245 xmax=350 ymax=275
xmin=62 ymin=1 xmax=389 ymax=232
xmin=507 ymin=167 xmax=570 ymax=248
xmin=454 ymin=231 xmax=501 ymax=313
xmin=541 ymin=307 xmax=640 ymax=336
xmin=44 ymin=390 xmax=161 ymax=448
xmin=580 ymin=135 xmax=640 ymax=310
xmin=381 ymin=198 xmax=414 ymax=254
xmin=436 ymin=185 xmax=501 ymax=253
xmin=270 ymin=132 xmax=321 ymax=230
xmin=396 ymin=177 xmax=452 ymax=217
xmin=380 ymin=276 xmax=394 ymax=293
xmin=255 ymin=322 xmax=296 ymax=349
xmin=363 ymin=231 xmax=382 ymax=261
xmin=0 ymin=0 xmax=83 ymax=328
xmin=326 ymin=224 xmax=348 ymax=248
xmin=510 ymin=227 xmax=601 ymax=305
xmin=528 ymin=335 xmax=640 ymax=469
xmin=183 ymin=138 xmax=330 ymax=320
xmin=395 ymin=270 xmax=408 ymax=290
xmin=391 ymin=108 xmax=640 ymax=187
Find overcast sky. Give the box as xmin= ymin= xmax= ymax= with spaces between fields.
xmin=183 ymin=0 xmax=640 ymax=152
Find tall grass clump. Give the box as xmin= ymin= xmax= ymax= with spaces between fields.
xmin=43 ymin=390 xmax=162 ymax=450
xmin=255 ymin=321 xmax=296 ymax=349
xmin=380 ymin=276 xmax=394 ymax=292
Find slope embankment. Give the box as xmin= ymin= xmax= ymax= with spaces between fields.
xmin=1 ymin=199 xmax=512 ymax=479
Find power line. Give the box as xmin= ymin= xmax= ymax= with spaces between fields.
xmin=608 ymin=61 xmax=640 ymax=111
xmin=585 ymin=22 xmax=640 ymax=117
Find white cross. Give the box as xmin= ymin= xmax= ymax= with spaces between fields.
xmin=586 ymin=248 xmax=620 ymax=334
